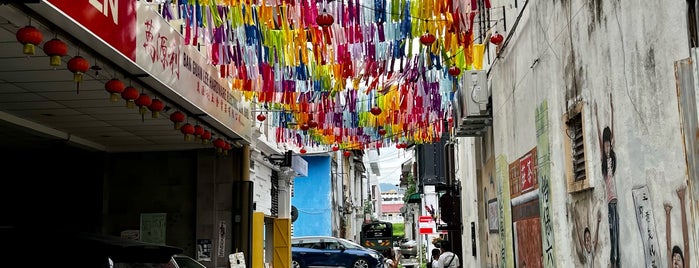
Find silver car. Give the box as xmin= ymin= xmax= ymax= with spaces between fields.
xmin=399 ymin=239 xmax=418 ymax=258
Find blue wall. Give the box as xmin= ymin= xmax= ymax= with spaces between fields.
xmin=291 ymin=155 xmax=332 ymax=237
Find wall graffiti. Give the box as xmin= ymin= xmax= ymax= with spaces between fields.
xmin=664 ymin=186 xmax=688 ymax=268
xmin=595 ymin=94 xmax=620 ymax=268
xmin=570 ymin=198 xmax=601 ymax=267
xmin=536 ymin=100 xmax=556 ymax=268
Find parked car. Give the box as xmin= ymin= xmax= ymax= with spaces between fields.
xmin=2 ymin=226 xmax=183 ymax=267
xmin=291 ymin=236 xmax=385 ymax=268
xmin=399 ymin=239 xmax=418 ymax=258
xmin=173 ymin=255 xmax=208 ymax=268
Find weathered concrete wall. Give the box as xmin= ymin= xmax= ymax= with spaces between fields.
xmin=487 ymin=0 xmax=696 ymax=267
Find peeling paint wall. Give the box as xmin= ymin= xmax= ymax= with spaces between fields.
xmin=485 ymin=0 xmax=696 ymax=267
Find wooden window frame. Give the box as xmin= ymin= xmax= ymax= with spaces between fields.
xmin=563 ymin=102 xmax=592 ymax=193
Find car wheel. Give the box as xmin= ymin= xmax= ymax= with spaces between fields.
xmin=291 ymin=258 xmax=302 ymax=268
xmin=352 ymin=257 xmax=369 ymax=268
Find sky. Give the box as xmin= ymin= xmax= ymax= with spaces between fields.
xmin=364 ymin=146 xmax=414 ymax=187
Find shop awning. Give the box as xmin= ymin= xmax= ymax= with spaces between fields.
xmin=406 ymin=193 xmax=422 ymax=204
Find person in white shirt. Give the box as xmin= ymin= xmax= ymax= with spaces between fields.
xmin=430 ymin=248 xmax=441 ymax=268
xmin=436 ymin=241 xmax=460 ymax=268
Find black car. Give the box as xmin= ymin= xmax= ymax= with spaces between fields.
xmin=291 ymin=236 xmax=385 ymax=268
xmin=2 ymin=226 xmax=183 ymax=267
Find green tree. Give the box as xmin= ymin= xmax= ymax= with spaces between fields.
xmin=403 ymin=173 xmax=416 ymax=203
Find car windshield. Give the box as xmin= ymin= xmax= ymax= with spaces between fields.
xmin=113 ymin=259 xmax=178 ymax=268
xmin=337 ymin=238 xmax=364 ymax=249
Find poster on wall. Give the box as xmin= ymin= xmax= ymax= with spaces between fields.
xmin=218 ymin=221 xmax=227 ymax=258
xmin=488 ymin=199 xmax=499 ymax=233
xmin=197 ymin=239 xmax=212 ymax=261
xmin=140 ymin=213 xmax=167 ymax=245
xmin=632 ymin=186 xmax=661 ymax=267
xmin=520 ymin=151 xmax=536 ymax=192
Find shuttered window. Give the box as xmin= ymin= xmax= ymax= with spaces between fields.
xmin=568 ymin=113 xmax=586 ymax=182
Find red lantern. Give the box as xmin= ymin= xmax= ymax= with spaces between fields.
xmin=193 ymin=125 xmax=205 ymax=138
xmin=148 ymin=99 xmax=164 ymax=118
xmin=67 ymin=56 xmax=90 ymax=94
xmin=256 ymin=113 xmax=266 ymax=121
xmin=396 ymin=143 xmax=402 ymax=149
xmin=180 ymin=123 xmax=195 ymax=141
xmin=343 ymin=151 xmax=351 ymax=157
xmin=490 ymin=32 xmax=504 ymax=45
xmin=332 ymin=145 xmax=339 ymax=151
xmin=316 ymin=10 xmax=334 ymax=27
xmin=104 ymin=78 xmax=125 ymax=102
xmin=308 ymin=119 xmax=318 ymax=129
xmin=300 ymin=123 xmax=310 ymax=131
xmin=67 ymin=56 xmax=90 ymax=81
xmin=370 ymin=106 xmax=382 ymax=116
xmin=43 ymin=38 xmax=67 ymax=66
xmin=201 ymin=130 xmax=212 ymax=144
xmin=448 ymin=66 xmax=461 ymax=77
xmin=420 ymin=32 xmax=436 ymax=46
xmin=378 ymin=128 xmax=387 ymax=136
xmin=134 ymin=93 xmax=152 ymax=121
xmin=121 ymin=86 xmax=139 ymax=108
xmin=170 ymin=111 xmax=186 ymax=129
xmin=300 ymin=148 xmax=307 ymax=154
xmin=223 ymin=141 xmax=232 ymax=156
xmin=213 ymin=138 xmax=226 ymax=152
xmin=16 ymin=25 xmax=43 ymax=55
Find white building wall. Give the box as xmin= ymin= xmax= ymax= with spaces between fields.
xmin=485 ymin=0 xmax=696 ymax=267
xmin=456 ymin=137 xmax=480 ymax=267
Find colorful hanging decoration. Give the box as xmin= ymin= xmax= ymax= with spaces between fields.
xmin=16 ymin=25 xmax=43 ymax=55
xmin=149 ymin=0 xmax=487 ymax=150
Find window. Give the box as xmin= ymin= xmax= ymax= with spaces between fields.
xmin=688 ymin=0 xmax=699 ymax=48
xmin=564 ymin=102 xmax=592 ymax=192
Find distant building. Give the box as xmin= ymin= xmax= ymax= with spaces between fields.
xmin=379 ymin=190 xmax=404 ymax=223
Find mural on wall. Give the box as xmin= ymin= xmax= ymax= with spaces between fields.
xmin=570 ymin=197 xmax=601 ymax=268
xmin=664 ymin=186 xmax=688 ymax=268
xmin=536 ymin=100 xmax=556 ymax=268
xmin=509 ymin=148 xmax=543 ymax=268
xmin=594 ymin=94 xmax=620 ymax=268
xmin=496 ymin=155 xmax=514 ymax=268
xmin=631 ymin=186 xmax=661 ymax=267
xmin=482 ymin=158 xmax=501 ymax=268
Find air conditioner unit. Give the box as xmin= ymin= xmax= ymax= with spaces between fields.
xmin=452 ymin=70 xmax=491 ymax=137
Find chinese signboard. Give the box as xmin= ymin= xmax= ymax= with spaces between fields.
xmin=45 ymin=0 xmax=137 ymax=60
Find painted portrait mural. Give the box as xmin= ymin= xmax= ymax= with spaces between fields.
xmin=565 ymin=94 xmax=691 ymax=268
